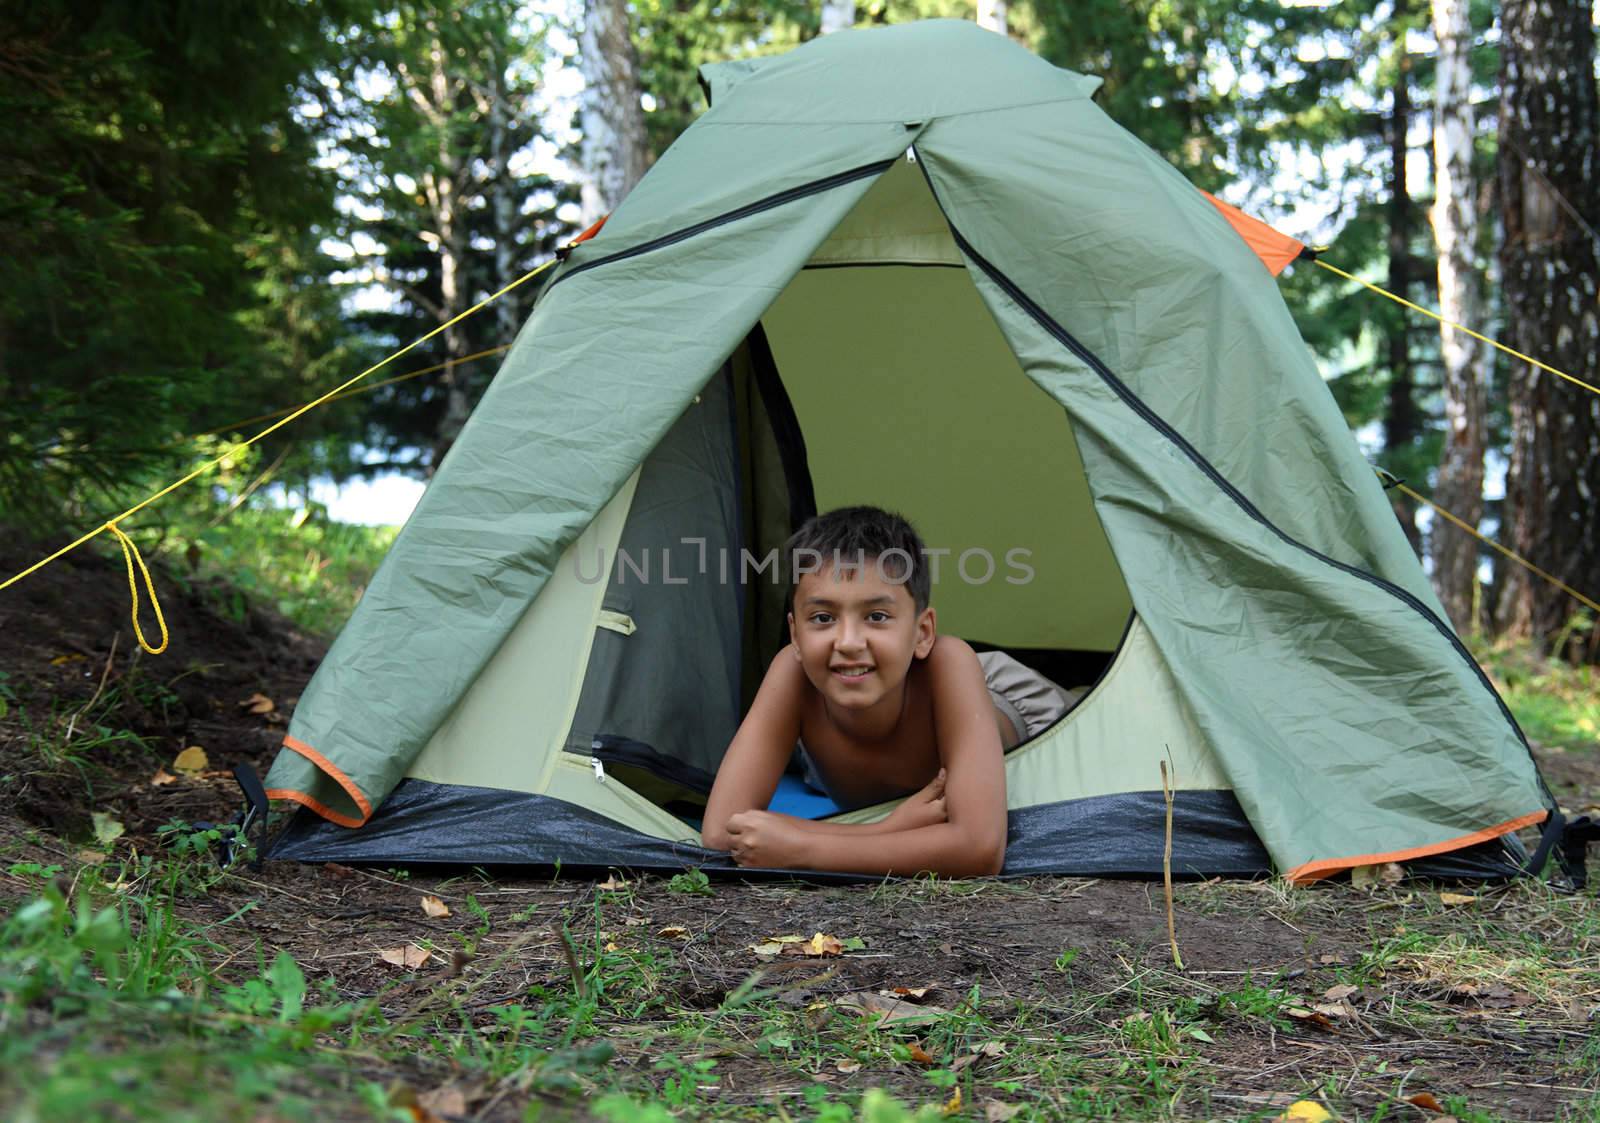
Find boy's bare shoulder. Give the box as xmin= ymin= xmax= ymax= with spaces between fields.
xmin=924 ymin=634 xmax=978 ymax=668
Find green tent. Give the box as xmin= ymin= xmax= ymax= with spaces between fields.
xmin=265 ymin=20 xmax=1556 ymax=881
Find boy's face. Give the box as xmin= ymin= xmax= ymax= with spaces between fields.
xmin=787 ymin=557 xmax=935 ymax=711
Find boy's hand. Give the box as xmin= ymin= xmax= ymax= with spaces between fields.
xmin=884 ymin=768 xmax=948 ymax=832
xmin=724 ymin=810 xmax=806 ymax=868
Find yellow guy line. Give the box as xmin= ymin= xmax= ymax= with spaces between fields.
xmin=1314 ymin=258 xmax=1600 ymax=399
xmin=183 ymin=343 xmax=511 ymax=442
xmin=0 ymin=259 xmax=555 ymax=627
xmin=1395 ymin=482 xmax=1600 ymax=615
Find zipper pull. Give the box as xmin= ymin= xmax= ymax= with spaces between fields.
xmin=590 ymin=756 xmax=607 ymax=782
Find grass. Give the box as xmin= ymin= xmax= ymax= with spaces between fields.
xmin=153 ymin=505 xmax=398 ymax=639
xmin=1473 ymin=627 xmax=1600 ymax=755
xmin=3 ymin=833 xmax=1599 ymax=1120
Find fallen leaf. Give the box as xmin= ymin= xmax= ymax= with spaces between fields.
xmin=1285 ymin=1007 xmax=1336 ymax=1031
xmin=624 ymin=916 xmax=647 ymax=926
xmin=1405 ymin=1092 xmax=1445 ymax=1113
xmin=379 ymin=945 xmax=432 ymax=969
xmin=1350 ymin=862 xmax=1404 ymax=889
xmin=982 ymin=1101 xmax=1023 ymax=1122
xmin=416 ymin=1085 xmax=469 ymax=1118
xmin=173 ymin=746 xmax=209 ymax=776
xmin=597 ymin=875 xmax=629 ymax=891
xmin=604 ymin=941 xmax=619 ymax=952
xmin=1312 ymin=1001 xmax=1354 ymax=1020
xmin=656 ymin=925 xmax=689 ymax=939
xmin=149 ymin=768 xmax=177 ymax=786
xmin=91 ymin=811 xmax=125 ymax=848
xmin=241 ymin=693 xmax=276 ymax=715
xmin=51 ymin=653 xmax=87 ymax=666
xmin=891 ymin=985 xmax=935 ymax=999
xmin=973 ymin=1041 xmax=1008 ymax=1058
xmin=905 ymin=1040 xmax=935 ymax=1066
xmin=950 ymin=1054 xmax=977 ymax=1072
xmin=836 ymin=991 xmax=951 ymax=1026
xmin=1323 ymin=983 xmax=1358 ymax=1002
xmin=1438 ymin=891 xmax=1477 ymax=906
xmin=942 ymin=1086 xmax=962 ymax=1115
xmin=750 ymin=941 xmax=786 ymax=959
xmin=805 ymin=932 xmax=844 ymax=957
xmin=76 ymin=849 xmax=108 ymax=866
xmin=420 ymin=895 xmax=450 ymax=918
xmin=835 ymin=1059 xmax=861 ymax=1074
xmin=1276 ymin=1101 xmax=1333 ymax=1122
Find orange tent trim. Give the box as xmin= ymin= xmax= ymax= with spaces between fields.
xmin=265 ymin=735 xmax=374 ymax=829
xmin=1203 ymin=193 xmax=1306 ymax=277
xmin=1284 ymin=808 xmax=1548 ymax=884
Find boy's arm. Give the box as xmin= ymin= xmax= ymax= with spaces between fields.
xmin=701 ymin=649 xmax=805 ymax=852
xmin=726 ymin=638 xmax=1008 ymax=876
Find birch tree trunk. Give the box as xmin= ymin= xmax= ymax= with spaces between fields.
xmin=1426 ymin=0 xmax=1486 ymax=633
xmin=578 ymin=0 xmax=649 ymax=224
xmin=820 ymin=0 xmax=854 ymax=35
xmin=976 ymin=0 xmax=1007 ymax=35
xmin=1496 ymin=0 xmax=1600 ymax=654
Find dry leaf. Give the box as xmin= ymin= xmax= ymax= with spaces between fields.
xmin=1276 ymin=1101 xmax=1333 ymax=1122
xmin=973 ymin=1041 xmax=1008 ymax=1057
xmin=173 ymin=746 xmax=209 ymax=776
xmin=983 ymin=1101 xmax=1024 ymax=1122
xmin=1312 ymin=1001 xmax=1354 ymax=1019
xmin=806 ymin=932 xmax=844 ymax=957
xmin=51 ymin=653 xmax=87 ymax=666
xmin=597 ymin=875 xmax=629 ymax=891
xmin=750 ymin=941 xmax=786 ymax=959
xmin=835 ymin=1059 xmax=861 ymax=1075
xmin=1438 ymin=891 xmax=1477 ymax=906
xmin=836 ymin=991 xmax=951 ymax=1026
xmin=1323 ymin=983 xmax=1358 ymax=1002
xmin=150 ymin=768 xmax=178 ymax=786
xmin=942 ymin=1086 xmax=962 ymax=1116
xmin=905 ymin=1040 xmax=935 ymax=1066
xmin=891 ymin=985 xmax=935 ymax=999
xmin=420 ymin=895 xmax=450 ymax=918
xmin=1350 ymin=862 xmax=1403 ymax=889
xmin=656 ymin=925 xmax=689 ymax=939
xmin=416 ymin=1085 xmax=469 ymax=1118
xmin=241 ymin=692 xmax=276 ymax=715
xmin=1405 ymin=1092 xmax=1445 ymax=1113
xmin=76 ymin=848 xmax=108 ymax=866
xmin=950 ymin=1054 xmax=977 ymax=1073
xmin=379 ymin=945 xmax=432 ymax=969
xmin=1285 ymin=1006 xmax=1336 ymax=1031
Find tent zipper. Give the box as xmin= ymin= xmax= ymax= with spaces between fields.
xmin=590 ymin=756 xmax=607 ymax=782
xmin=908 ymin=149 xmax=1549 ymax=796
xmin=545 ymin=159 xmax=899 ymax=294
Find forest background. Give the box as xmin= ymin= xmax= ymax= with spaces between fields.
xmin=2 ymin=0 xmax=1598 ymax=659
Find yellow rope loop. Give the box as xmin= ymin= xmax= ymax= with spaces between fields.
xmin=1315 ymin=258 xmax=1600 ymax=399
xmin=106 ymin=522 xmax=169 ymax=655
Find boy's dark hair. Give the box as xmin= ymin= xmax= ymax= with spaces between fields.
xmin=783 ymin=506 xmax=930 ymax=612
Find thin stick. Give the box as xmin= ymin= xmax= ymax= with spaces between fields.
xmin=1160 ymin=752 xmax=1183 ymax=970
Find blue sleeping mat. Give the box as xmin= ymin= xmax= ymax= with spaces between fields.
xmin=767 ymin=774 xmax=844 ymax=819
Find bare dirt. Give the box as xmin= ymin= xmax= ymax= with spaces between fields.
xmin=1 ymin=529 xmax=1596 ymax=1121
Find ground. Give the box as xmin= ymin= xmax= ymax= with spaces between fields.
xmin=1 ymin=531 xmax=1596 ymax=1122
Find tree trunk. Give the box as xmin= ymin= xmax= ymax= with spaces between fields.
xmin=486 ymin=45 xmax=521 ymax=349
xmin=977 ymin=0 xmax=1007 ymax=35
xmin=1384 ymin=2 xmax=1422 ymax=552
xmin=578 ymin=0 xmax=649 ymax=224
xmin=1426 ymin=0 xmax=1486 ymax=633
xmin=820 ymin=0 xmax=854 ymax=35
xmin=1496 ymin=0 xmax=1600 ymax=653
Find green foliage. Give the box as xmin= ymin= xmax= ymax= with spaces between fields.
xmin=0 ymin=1 xmax=382 ymax=525
xmin=1474 ymin=633 xmax=1600 ymax=752
xmin=665 ymin=867 xmax=714 ymax=896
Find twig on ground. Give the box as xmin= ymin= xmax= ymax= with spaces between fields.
xmin=1160 ymin=753 xmax=1183 ymax=971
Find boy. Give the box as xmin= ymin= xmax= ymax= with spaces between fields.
xmin=702 ymin=507 xmax=1017 ymax=876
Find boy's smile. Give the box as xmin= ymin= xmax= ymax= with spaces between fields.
xmin=788 ymin=558 xmax=936 ymax=732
